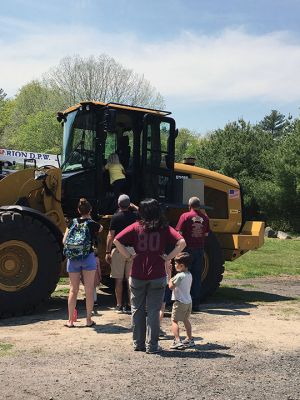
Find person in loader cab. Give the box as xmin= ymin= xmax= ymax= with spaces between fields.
xmin=175 ymin=197 xmax=210 ymax=312
xmin=104 ymin=153 xmax=127 ymax=199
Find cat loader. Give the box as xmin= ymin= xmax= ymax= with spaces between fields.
xmin=0 ymin=101 xmax=264 ymax=316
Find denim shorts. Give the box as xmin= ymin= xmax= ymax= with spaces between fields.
xmin=67 ymin=252 xmax=97 ymax=273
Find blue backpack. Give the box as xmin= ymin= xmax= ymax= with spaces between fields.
xmin=63 ymin=219 xmax=92 ymax=260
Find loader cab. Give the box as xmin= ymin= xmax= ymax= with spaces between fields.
xmin=59 ymin=102 xmax=176 ymax=217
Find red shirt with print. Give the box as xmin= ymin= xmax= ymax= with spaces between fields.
xmin=176 ymin=210 xmax=210 ymax=249
xmin=115 ymin=222 xmax=183 ymax=280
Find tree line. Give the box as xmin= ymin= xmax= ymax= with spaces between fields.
xmin=176 ymin=114 xmax=300 ymax=232
xmin=0 ymin=55 xmax=299 ymax=232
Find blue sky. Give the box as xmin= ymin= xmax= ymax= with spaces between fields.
xmin=1 ymin=0 xmax=300 ymax=133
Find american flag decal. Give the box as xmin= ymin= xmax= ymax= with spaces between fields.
xmin=228 ymin=189 xmax=240 ymax=199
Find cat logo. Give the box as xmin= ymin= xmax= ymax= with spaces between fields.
xmin=192 ymin=216 xmax=204 ymax=223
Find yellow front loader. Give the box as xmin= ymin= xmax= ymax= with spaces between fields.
xmin=0 ymin=102 xmax=264 ymax=316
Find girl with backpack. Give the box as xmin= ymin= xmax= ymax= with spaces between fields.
xmin=63 ymin=198 xmax=103 ymax=328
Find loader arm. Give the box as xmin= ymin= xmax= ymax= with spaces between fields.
xmin=0 ymin=166 xmax=66 ymax=233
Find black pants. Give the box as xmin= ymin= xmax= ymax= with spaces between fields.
xmin=112 ymin=178 xmax=126 ymax=198
xmin=186 ymin=247 xmax=204 ymax=305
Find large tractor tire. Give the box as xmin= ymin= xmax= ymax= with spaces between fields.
xmin=0 ymin=211 xmax=62 ymax=317
xmin=200 ymin=232 xmax=225 ymax=301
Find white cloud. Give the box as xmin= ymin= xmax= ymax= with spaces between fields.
xmin=1 ymin=17 xmax=300 ymax=105
xmin=123 ymin=29 xmax=300 ymax=103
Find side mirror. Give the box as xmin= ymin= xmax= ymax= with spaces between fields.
xmin=57 ymin=154 xmax=61 ymax=168
xmin=104 ymin=109 xmax=117 ymax=132
xmin=57 ymin=112 xmax=66 ymax=123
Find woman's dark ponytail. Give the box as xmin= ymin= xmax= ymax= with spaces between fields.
xmin=138 ymin=198 xmax=168 ymax=231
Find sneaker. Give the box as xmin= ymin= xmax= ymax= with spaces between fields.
xmin=182 ymin=338 xmax=195 ymax=348
xmin=115 ymin=305 xmax=123 ymax=313
xmin=170 ymin=340 xmax=184 ymax=350
xmin=146 ymin=345 xmax=162 ymax=354
xmin=133 ymin=346 xmax=146 ymax=352
xmin=123 ymin=305 xmax=131 ymax=314
xmin=159 ymin=329 xmax=166 ymax=338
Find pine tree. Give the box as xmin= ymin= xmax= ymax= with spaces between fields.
xmin=259 ymin=110 xmax=287 ymax=137
xmin=0 ymin=88 xmax=7 ymax=102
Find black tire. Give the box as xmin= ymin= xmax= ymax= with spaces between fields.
xmin=200 ymin=232 xmax=225 ymax=301
xmin=0 ymin=211 xmax=62 ymax=317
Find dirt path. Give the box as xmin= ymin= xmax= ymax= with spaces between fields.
xmin=0 ymin=277 xmax=299 ymax=400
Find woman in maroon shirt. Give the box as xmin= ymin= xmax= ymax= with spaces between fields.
xmin=114 ymin=198 xmax=186 ymax=354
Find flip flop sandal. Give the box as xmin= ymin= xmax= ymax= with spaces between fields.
xmin=64 ymin=323 xmax=75 ymax=328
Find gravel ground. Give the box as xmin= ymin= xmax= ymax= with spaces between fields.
xmin=0 ymin=276 xmax=299 ymax=400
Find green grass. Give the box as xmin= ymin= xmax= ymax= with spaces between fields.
xmin=53 ymin=287 xmax=69 ymax=297
xmin=0 ymin=343 xmax=13 ymax=356
xmin=58 ymin=277 xmax=69 ymax=284
xmin=224 ymin=238 xmax=300 ymax=279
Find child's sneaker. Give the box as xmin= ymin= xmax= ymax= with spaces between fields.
xmin=170 ymin=340 xmax=184 ymax=350
xmin=182 ymin=338 xmax=195 ymax=348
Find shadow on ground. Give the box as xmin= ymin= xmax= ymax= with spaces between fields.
xmin=195 ymin=286 xmax=297 ymax=316
xmin=160 ymin=342 xmax=234 ymax=359
xmin=212 ymin=286 xmax=296 ymax=303
xmin=1 ymin=283 xmax=296 ymax=326
xmin=0 ymin=286 xmax=122 ymax=327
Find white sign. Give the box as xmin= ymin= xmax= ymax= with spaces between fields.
xmin=0 ymin=148 xmax=60 ymax=167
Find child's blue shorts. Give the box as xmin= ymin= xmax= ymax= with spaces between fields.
xmin=67 ymin=252 xmax=97 ymax=273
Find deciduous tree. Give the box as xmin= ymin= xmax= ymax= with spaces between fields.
xmin=175 ymin=128 xmax=201 ymax=162
xmin=7 ymin=110 xmax=62 ymax=154
xmin=3 ymin=81 xmax=65 ymax=152
xmin=44 ymin=55 xmax=165 ymax=109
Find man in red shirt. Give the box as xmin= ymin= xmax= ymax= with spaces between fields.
xmin=176 ymin=196 xmax=210 ymax=311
